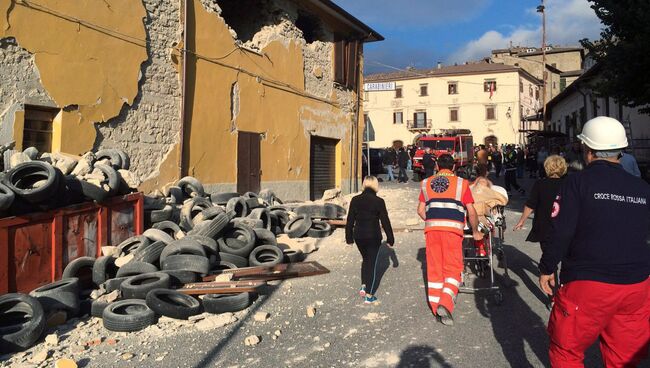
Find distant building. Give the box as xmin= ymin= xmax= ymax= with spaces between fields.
xmin=491 ymin=45 xmax=584 ymax=104
xmin=546 ymin=61 xmax=650 ymax=176
xmin=363 ymin=63 xmax=542 ymax=148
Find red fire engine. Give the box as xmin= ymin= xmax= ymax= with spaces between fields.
xmin=412 ymin=130 xmax=474 ymax=180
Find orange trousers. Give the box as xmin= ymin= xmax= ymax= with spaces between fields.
xmin=425 ymin=231 xmax=463 ymax=314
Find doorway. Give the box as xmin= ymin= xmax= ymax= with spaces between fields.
xmin=310 ymin=137 xmax=338 ymax=201
xmin=237 ymin=132 xmax=261 ymax=194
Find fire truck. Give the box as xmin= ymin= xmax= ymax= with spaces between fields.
xmin=411 ymin=129 xmax=474 ymax=180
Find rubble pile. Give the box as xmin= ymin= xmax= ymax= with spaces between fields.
xmin=0 ymin=175 xmax=344 ymax=356
xmin=0 ymin=146 xmax=139 ymax=215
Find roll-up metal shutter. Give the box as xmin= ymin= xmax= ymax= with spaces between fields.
xmin=310 ymin=137 xmax=337 ymax=201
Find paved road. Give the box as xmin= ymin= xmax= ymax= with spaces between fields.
xmin=84 ymin=174 xmax=647 ymax=368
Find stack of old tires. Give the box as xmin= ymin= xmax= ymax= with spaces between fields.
xmin=0 ymin=147 xmax=137 ymax=216
xmin=0 ymin=177 xmax=345 ymax=351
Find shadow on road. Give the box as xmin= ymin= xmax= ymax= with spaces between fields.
xmin=501 ymin=243 xmax=550 ymax=307
xmin=396 ymin=345 xmax=453 ymax=368
xmin=365 ymin=243 xmax=399 ymax=295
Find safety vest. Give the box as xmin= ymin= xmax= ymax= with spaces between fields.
xmin=421 ymin=170 xmax=468 ymax=235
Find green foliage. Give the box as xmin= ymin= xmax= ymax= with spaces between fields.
xmin=580 ymin=0 xmax=650 ymax=113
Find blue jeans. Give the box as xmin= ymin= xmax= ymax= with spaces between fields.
xmin=407 ymin=160 xmax=412 ymax=171
xmin=385 ymin=165 xmax=395 ymax=181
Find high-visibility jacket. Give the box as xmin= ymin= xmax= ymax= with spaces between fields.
xmin=421 ymin=171 xmax=469 ymax=235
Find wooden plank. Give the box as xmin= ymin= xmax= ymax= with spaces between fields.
xmin=202 ymin=261 xmax=330 ymax=282
xmin=177 ymin=280 xmax=266 ymax=296
xmin=327 ymin=219 xmax=347 ymax=227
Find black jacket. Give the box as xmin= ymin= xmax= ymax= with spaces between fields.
xmin=383 ymin=149 xmax=396 ymax=165
xmin=346 ymin=189 xmax=394 ymax=245
xmin=422 ymin=153 xmax=436 ymax=169
xmin=398 ymin=151 xmax=410 ymax=168
xmin=539 ymin=160 xmax=650 ymax=284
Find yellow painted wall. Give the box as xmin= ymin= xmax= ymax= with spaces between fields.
xmin=184 ymin=0 xmax=358 ymax=190
xmin=365 ymin=71 xmax=525 ymax=147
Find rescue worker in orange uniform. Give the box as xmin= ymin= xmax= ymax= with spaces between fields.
xmin=418 ymin=154 xmax=483 ymax=325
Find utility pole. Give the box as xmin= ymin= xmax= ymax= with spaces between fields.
xmin=537 ymin=1 xmax=547 ymax=130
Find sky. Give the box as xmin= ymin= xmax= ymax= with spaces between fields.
xmin=332 ymin=0 xmax=604 ymax=75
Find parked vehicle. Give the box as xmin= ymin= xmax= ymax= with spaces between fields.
xmin=412 ymin=130 xmax=474 ymax=180
xmin=362 ymin=147 xmax=386 ymax=178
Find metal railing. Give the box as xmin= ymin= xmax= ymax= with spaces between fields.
xmin=407 ymin=119 xmax=432 ymax=130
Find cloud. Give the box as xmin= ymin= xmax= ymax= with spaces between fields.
xmin=448 ymin=0 xmax=602 ymax=63
xmin=333 ymin=0 xmax=491 ymax=29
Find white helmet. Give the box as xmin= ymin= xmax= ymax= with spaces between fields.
xmin=577 ymin=116 xmax=628 ymax=150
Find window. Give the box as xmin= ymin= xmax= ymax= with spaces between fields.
xmin=485 ymin=105 xmax=496 ymax=120
xmin=413 ymin=111 xmax=427 ymax=128
xmin=484 ymin=80 xmax=497 ymax=92
xmin=560 ymin=77 xmax=567 ymax=92
xmin=449 ymin=108 xmax=459 ymax=122
xmin=23 ymin=105 xmax=57 ymax=153
xmin=448 ymin=82 xmax=458 ymax=95
xmin=553 ymin=81 xmax=557 ymax=90
xmin=529 ymin=85 xmax=533 ymax=98
xmin=363 ymin=91 xmax=369 ymax=101
xmin=419 ymin=84 xmax=428 ymax=96
xmin=334 ymin=40 xmax=359 ymax=90
xmin=535 ymin=88 xmax=540 ymax=100
xmin=395 ymin=86 xmax=403 ymax=99
xmin=519 ymin=81 xmax=523 ymax=93
xmin=393 ymin=111 xmax=403 ymax=124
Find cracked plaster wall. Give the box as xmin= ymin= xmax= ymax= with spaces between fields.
xmin=95 ymin=0 xmax=182 ymax=186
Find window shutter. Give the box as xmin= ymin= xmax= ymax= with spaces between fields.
xmin=334 ymin=40 xmax=346 ymax=85
xmin=345 ymin=40 xmax=359 ymax=89
xmin=393 ymin=112 xmax=396 ymax=124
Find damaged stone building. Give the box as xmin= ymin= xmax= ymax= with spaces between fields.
xmin=0 ymin=0 xmax=382 ymax=200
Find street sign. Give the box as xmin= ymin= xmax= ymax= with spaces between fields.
xmin=363 ymin=82 xmax=396 ymax=92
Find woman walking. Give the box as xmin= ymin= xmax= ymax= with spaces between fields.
xmin=345 ymin=176 xmax=395 ymax=304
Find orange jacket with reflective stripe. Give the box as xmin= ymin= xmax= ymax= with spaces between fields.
xmin=421 ymin=170 xmax=469 ymax=235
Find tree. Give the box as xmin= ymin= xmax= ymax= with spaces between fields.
xmin=580 ymin=0 xmax=650 ymax=113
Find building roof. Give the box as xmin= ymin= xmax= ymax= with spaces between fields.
xmin=304 ymin=0 xmax=384 ymax=42
xmin=517 ymin=47 xmax=583 ymax=57
xmin=560 ymin=69 xmax=584 ymax=77
xmin=365 ymin=62 xmax=542 ymax=84
xmin=546 ymin=63 xmax=603 ymax=115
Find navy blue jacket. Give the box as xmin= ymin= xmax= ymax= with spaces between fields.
xmin=539 ymin=160 xmax=650 ymax=284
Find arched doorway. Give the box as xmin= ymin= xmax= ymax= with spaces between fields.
xmin=484 ymin=135 xmax=498 ymax=147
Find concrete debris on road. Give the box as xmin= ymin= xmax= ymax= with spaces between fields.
xmin=253 ymin=312 xmax=270 ymax=322
xmin=244 ymin=335 xmax=261 ymax=346
xmin=306 ymin=307 xmax=317 ymax=318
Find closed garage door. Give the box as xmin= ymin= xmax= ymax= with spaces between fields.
xmin=310 ymin=137 xmax=337 ymax=201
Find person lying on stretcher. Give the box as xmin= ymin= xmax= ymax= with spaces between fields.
xmin=469 ymin=164 xmax=508 ymax=256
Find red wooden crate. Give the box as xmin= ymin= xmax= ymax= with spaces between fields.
xmin=0 ymin=192 xmax=144 ymax=294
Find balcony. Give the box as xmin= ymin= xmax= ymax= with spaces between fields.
xmin=407 ymin=119 xmax=432 ymax=131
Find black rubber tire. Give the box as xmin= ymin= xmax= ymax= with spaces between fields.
xmin=248 ymin=208 xmax=272 ymax=230
xmin=242 ymin=192 xmax=258 ymax=199
xmin=218 ymin=224 xmax=256 ymax=257
xmin=217 ymin=252 xmax=248 ymax=268
xmin=159 ymin=238 xmax=206 ymax=264
xmin=210 ymin=192 xmax=240 ymax=205
xmin=79 ymin=179 xmax=110 ymax=202
xmin=225 ymin=197 xmax=248 ymax=218
xmin=253 ymin=228 xmax=277 ymax=246
xmin=0 ymin=182 xmax=15 ymax=211
xmin=92 ymin=256 xmax=117 ymax=285
xmin=202 ymin=292 xmax=254 ymax=314
xmin=114 ymin=149 xmax=130 ymax=170
xmin=22 ymin=146 xmax=39 ymax=160
xmin=194 ymin=206 xmax=225 ymax=223
xmin=117 ymin=235 xmax=150 ymax=255
xmin=283 ymin=249 xmax=304 ymax=263
xmin=102 ymin=299 xmax=156 ymax=332
xmin=195 ymin=212 xmax=230 ymax=239
xmin=249 ymin=245 xmax=283 ymax=267
xmin=307 ymin=220 xmax=333 ymax=238
xmin=103 ymin=277 xmax=130 ymax=293
xmin=245 ymin=197 xmax=263 ymax=210
xmin=3 ymin=161 xmax=59 ymax=203
xmin=133 ymin=241 xmax=167 ymax=265
xmin=148 ymin=205 xmax=173 ymax=223
xmin=145 ymin=289 xmax=201 ymax=320
xmin=144 ymin=196 xmax=166 ymax=210
xmin=167 ymin=186 xmax=184 ymax=205
xmin=180 ymin=197 xmax=213 ymax=231
xmin=176 ymin=176 xmax=205 ymax=198
xmin=257 ymin=189 xmax=276 ymax=205
xmin=95 ymin=149 xmax=123 ymax=170
xmin=62 ymin=257 xmax=96 ymax=289
xmin=152 ymin=221 xmax=184 ymax=240
xmin=294 ymin=204 xmax=346 ymax=220
xmin=159 ymin=270 xmax=197 ymax=286
xmin=120 ymin=272 xmax=171 ymax=300
xmin=93 ymin=163 xmax=120 ymax=195
xmin=284 ymin=215 xmax=312 ymax=238
xmin=183 ymin=235 xmax=219 ymax=255
xmin=231 ymin=217 xmax=263 ymax=229
xmin=90 ymin=299 xmax=110 ymax=318
xmin=210 ymin=261 xmax=238 ymax=272
xmin=143 ymin=228 xmax=174 ymax=245
xmin=115 ymin=261 xmax=158 ymax=278
xmin=0 ymin=293 xmax=46 ymax=352
xmin=161 ymin=255 xmax=210 ymax=275
xmin=29 ymin=278 xmax=80 ymax=316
